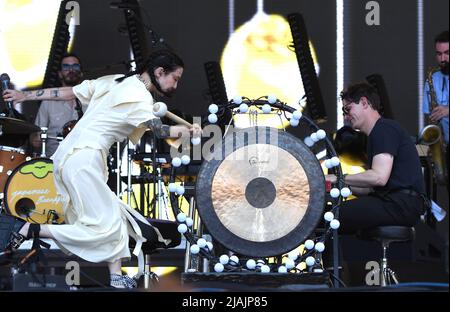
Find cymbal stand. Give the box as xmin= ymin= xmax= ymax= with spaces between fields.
xmin=40 ymin=127 xmax=48 ymax=157
xmin=126 ymin=140 xmax=133 ymax=206
xmin=155 ymin=167 xmax=170 ymax=219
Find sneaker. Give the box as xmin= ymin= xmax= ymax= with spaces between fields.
xmin=110 ymin=274 xmax=138 ymax=289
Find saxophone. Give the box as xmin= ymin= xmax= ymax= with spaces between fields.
xmin=418 ymin=67 xmax=448 ymax=185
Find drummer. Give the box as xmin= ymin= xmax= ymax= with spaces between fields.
xmin=31 ymin=53 xmax=85 ymax=156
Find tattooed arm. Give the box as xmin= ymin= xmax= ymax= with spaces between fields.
xmin=2 ymin=87 xmax=76 ymax=104
xmin=145 ymin=118 xmax=191 ymax=139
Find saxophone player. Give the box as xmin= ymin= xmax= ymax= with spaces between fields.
xmin=422 ymin=30 xmax=449 ymax=179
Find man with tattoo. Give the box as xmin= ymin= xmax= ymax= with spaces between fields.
xmin=31 ymin=53 xmax=85 ymax=156
xmin=1 ymin=49 xmax=200 ymax=288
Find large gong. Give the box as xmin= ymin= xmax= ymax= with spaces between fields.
xmin=196 ymin=127 xmax=325 ymax=257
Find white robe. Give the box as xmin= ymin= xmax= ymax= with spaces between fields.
xmin=48 ymin=75 xmax=169 ymax=263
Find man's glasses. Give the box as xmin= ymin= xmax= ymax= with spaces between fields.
xmin=61 ymin=63 xmax=81 ymax=71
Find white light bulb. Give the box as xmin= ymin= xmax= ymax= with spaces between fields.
xmin=278 ymin=266 xmax=288 ymax=273
xmin=304 ymin=137 xmax=314 ymax=147
xmin=185 ymin=217 xmax=194 ymax=227
xmin=306 ymin=256 xmax=316 ymax=267
xmin=331 ymin=156 xmax=340 ymax=167
xmin=233 ymin=95 xmax=243 ymax=105
xmin=340 ymin=187 xmax=352 ymax=198
xmin=330 ymin=188 xmax=340 ymax=198
xmin=324 ymin=211 xmax=334 ymax=222
xmin=292 ymin=110 xmax=302 ymax=120
xmin=190 ymin=244 xmax=200 ymax=254
xmin=205 ymin=242 xmax=213 ymax=251
xmin=176 ymin=213 xmax=186 ymax=223
xmin=285 ymin=258 xmax=295 ymax=269
xmin=181 ymin=155 xmax=191 ymax=165
xmin=288 ymin=252 xmax=298 ymax=261
xmin=214 ymin=263 xmax=224 ymax=273
xmin=208 ymin=104 xmax=219 ymax=114
xmin=304 ymin=240 xmax=315 ymax=250
xmin=172 ymin=157 xmax=182 ymax=167
xmin=176 ymin=185 xmax=185 ymax=195
xmin=246 ymin=259 xmax=256 ymax=270
xmin=197 ymin=238 xmax=207 ymax=248
xmin=262 ymin=104 xmax=271 ymax=114
xmin=267 ymin=95 xmax=277 ymax=104
xmin=229 ymin=255 xmax=239 ymax=265
xmin=168 ymin=183 xmax=177 ymax=193
xmin=177 ymin=224 xmax=187 ymax=234
xmin=311 ymin=133 xmax=319 ymax=142
xmin=324 ymin=159 xmax=334 ymax=169
xmin=290 ymin=118 xmax=300 ymax=127
xmin=260 ymin=265 xmax=270 ymax=273
xmin=191 ymin=136 xmax=201 ymax=145
xmin=315 ymin=242 xmax=325 ymax=253
xmin=330 ymin=219 xmax=340 ymax=229
xmin=208 ymin=113 xmax=218 ymax=124
xmin=219 ymin=254 xmax=229 ymax=265
xmin=316 ymin=129 xmax=326 ymax=140
xmin=239 ymin=103 xmax=248 ymax=113
xmin=256 ymin=259 xmax=265 ymax=267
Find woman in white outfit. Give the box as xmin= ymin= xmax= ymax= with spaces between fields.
xmin=1 ymin=49 xmax=200 ymax=288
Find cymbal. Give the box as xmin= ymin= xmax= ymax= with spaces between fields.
xmin=0 ymin=117 xmax=41 ymax=134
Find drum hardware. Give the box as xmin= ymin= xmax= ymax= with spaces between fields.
xmin=39 ymin=127 xmax=48 ymax=157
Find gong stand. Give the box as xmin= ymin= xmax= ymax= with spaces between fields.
xmin=168 ymin=97 xmax=347 ymax=288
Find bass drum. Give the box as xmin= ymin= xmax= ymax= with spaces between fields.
xmin=3 ymin=158 xmax=64 ymax=224
xmin=196 ymin=127 xmax=325 ymax=257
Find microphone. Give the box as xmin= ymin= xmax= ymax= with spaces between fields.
xmin=0 ymin=73 xmax=14 ymax=117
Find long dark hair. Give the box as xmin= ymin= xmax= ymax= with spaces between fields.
xmin=116 ymin=49 xmax=184 ymax=93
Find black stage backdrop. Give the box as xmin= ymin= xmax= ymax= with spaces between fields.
xmin=18 ymin=0 xmax=448 ymax=138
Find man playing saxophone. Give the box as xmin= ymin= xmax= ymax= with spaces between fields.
xmin=422 ymin=30 xmax=449 ymax=183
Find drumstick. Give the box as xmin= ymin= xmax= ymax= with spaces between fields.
xmin=165 ymin=111 xmax=193 ymax=128
xmin=153 ymin=102 xmax=193 ymax=127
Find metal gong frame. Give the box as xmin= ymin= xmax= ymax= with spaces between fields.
xmin=196 ymin=126 xmax=324 ymax=257
xmin=168 ymin=96 xmax=346 ymax=277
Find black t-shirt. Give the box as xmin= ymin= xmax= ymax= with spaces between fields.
xmin=368 ymin=118 xmax=424 ymax=194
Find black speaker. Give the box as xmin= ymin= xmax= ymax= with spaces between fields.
xmin=287 ymin=13 xmax=327 ymax=124
xmin=204 ymin=61 xmax=232 ymax=129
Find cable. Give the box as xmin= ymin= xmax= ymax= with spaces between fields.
xmin=328 ymin=271 xmax=347 ymax=288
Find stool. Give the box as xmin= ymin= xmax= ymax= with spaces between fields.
xmin=131 ymin=218 xmax=181 ymax=288
xmin=358 ymin=226 xmax=415 ymax=286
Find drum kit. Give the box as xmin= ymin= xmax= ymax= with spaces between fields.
xmin=0 ymin=116 xmax=65 ymax=225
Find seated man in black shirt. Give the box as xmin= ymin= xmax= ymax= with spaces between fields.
xmin=326 ymin=82 xmax=426 ymax=233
